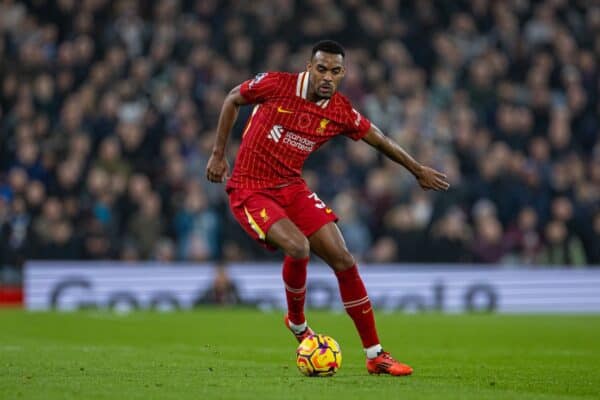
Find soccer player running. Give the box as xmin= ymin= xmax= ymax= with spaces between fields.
xmin=206 ymin=40 xmax=450 ymax=376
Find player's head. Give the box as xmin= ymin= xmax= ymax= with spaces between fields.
xmin=307 ymin=40 xmax=345 ymax=99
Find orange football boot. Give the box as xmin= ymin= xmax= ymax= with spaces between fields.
xmin=284 ymin=314 xmax=315 ymax=343
xmin=366 ymin=351 xmax=413 ymax=376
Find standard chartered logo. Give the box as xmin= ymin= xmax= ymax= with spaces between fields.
xmin=284 ymin=132 xmax=315 ymax=152
xmin=267 ymin=125 xmax=315 ymax=152
xmin=268 ymin=125 xmax=283 ymax=142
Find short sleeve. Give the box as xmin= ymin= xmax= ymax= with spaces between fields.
xmin=239 ymin=72 xmax=281 ymax=103
xmin=344 ymin=107 xmax=371 ymax=141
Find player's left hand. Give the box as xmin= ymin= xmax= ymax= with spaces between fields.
xmin=415 ymin=165 xmax=450 ymax=191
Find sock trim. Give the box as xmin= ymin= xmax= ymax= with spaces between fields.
xmin=365 ymin=344 xmax=383 ymax=359
xmin=284 ymin=283 xmax=306 ymax=293
xmin=343 ymin=296 xmax=370 ymax=308
xmin=288 ymin=320 xmax=307 ymax=334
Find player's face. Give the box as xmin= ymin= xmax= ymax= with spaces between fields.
xmin=307 ymin=51 xmax=345 ymax=99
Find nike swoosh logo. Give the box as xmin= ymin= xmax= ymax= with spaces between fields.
xmin=277 ymin=106 xmax=293 ymax=114
xmin=293 ymin=296 xmax=304 ymax=301
xmin=362 ymin=307 xmax=372 ymax=314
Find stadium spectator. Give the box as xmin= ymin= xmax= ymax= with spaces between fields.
xmin=379 ymin=204 xmax=423 ymax=263
xmin=504 ymin=206 xmax=543 ymax=265
xmin=333 ymin=190 xmax=372 ymax=261
xmin=173 ymin=180 xmax=219 ymax=260
xmin=427 ymin=207 xmax=472 ymax=263
xmin=126 ymin=191 xmax=164 ymax=258
xmin=591 ymin=211 xmax=600 ymax=265
xmin=196 ymin=263 xmax=241 ymax=306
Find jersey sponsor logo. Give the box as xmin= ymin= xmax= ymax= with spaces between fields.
xmin=316 ymin=118 xmax=330 ymax=134
xmin=268 ymin=125 xmax=283 ymax=142
xmin=268 ymin=125 xmax=315 ymax=152
xmin=277 ymin=106 xmax=293 ymax=114
xmin=283 ymin=132 xmax=315 ymax=152
xmin=249 ymin=72 xmax=267 ymax=88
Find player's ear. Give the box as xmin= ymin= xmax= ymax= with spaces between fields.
xmin=306 ymin=62 xmax=312 ymax=72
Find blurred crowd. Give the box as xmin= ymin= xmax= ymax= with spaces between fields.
xmin=0 ymin=0 xmax=599 ymax=268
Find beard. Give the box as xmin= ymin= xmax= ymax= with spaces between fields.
xmin=317 ymin=83 xmax=334 ymax=98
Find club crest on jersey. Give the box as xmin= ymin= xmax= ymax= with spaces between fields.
xmin=316 ymin=118 xmax=330 ymax=134
xmin=260 ymin=208 xmax=269 ymax=222
xmin=249 ymin=72 xmax=267 ymax=88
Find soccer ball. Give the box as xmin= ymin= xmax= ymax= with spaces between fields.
xmin=296 ymin=334 xmax=342 ymax=377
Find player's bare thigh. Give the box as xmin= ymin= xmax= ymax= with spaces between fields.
xmin=266 ymin=218 xmax=310 ymax=259
xmin=308 ymin=222 xmax=355 ymax=272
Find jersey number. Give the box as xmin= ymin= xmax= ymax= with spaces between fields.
xmin=308 ymin=193 xmax=326 ymax=209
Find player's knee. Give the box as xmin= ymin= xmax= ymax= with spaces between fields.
xmin=284 ymin=237 xmax=310 ymax=259
xmin=330 ymin=251 xmax=355 ymax=271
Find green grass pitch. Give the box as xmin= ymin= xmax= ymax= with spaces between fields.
xmin=1 ymin=309 xmax=599 ymax=399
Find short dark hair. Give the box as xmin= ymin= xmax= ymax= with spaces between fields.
xmin=311 ymin=40 xmax=345 ymax=58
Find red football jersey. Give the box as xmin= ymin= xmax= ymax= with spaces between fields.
xmin=226 ymin=71 xmax=371 ymax=190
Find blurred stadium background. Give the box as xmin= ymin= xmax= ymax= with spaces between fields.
xmin=3 ymin=3 xmax=600 ymax=398
xmin=0 ymin=0 xmax=599 ymax=310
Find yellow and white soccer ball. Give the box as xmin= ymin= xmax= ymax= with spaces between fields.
xmin=296 ymin=334 xmax=342 ymax=377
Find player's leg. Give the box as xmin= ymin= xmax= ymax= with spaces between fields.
xmin=227 ymin=188 xmax=313 ymax=342
xmin=307 ymin=222 xmax=380 ymax=349
xmin=264 ymin=218 xmax=314 ymax=342
xmin=308 ymin=222 xmax=413 ymax=376
xmin=265 ymin=217 xmax=310 ymax=259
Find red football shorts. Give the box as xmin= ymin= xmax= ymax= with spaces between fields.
xmin=227 ymin=182 xmax=338 ymax=250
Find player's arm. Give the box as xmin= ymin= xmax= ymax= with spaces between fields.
xmin=362 ymin=124 xmax=450 ymax=191
xmin=206 ymin=84 xmax=249 ymax=183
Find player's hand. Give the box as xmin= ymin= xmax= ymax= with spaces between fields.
xmin=206 ymin=154 xmax=230 ymax=183
xmin=415 ymin=165 xmax=450 ymax=191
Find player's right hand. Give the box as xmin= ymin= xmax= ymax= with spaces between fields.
xmin=206 ymin=154 xmax=230 ymax=183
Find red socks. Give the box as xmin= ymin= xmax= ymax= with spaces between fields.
xmin=284 ymin=258 xmax=380 ymax=349
xmin=335 ymin=265 xmax=380 ymax=348
xmin=282 ymin=255 xmax=309 ymax=325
